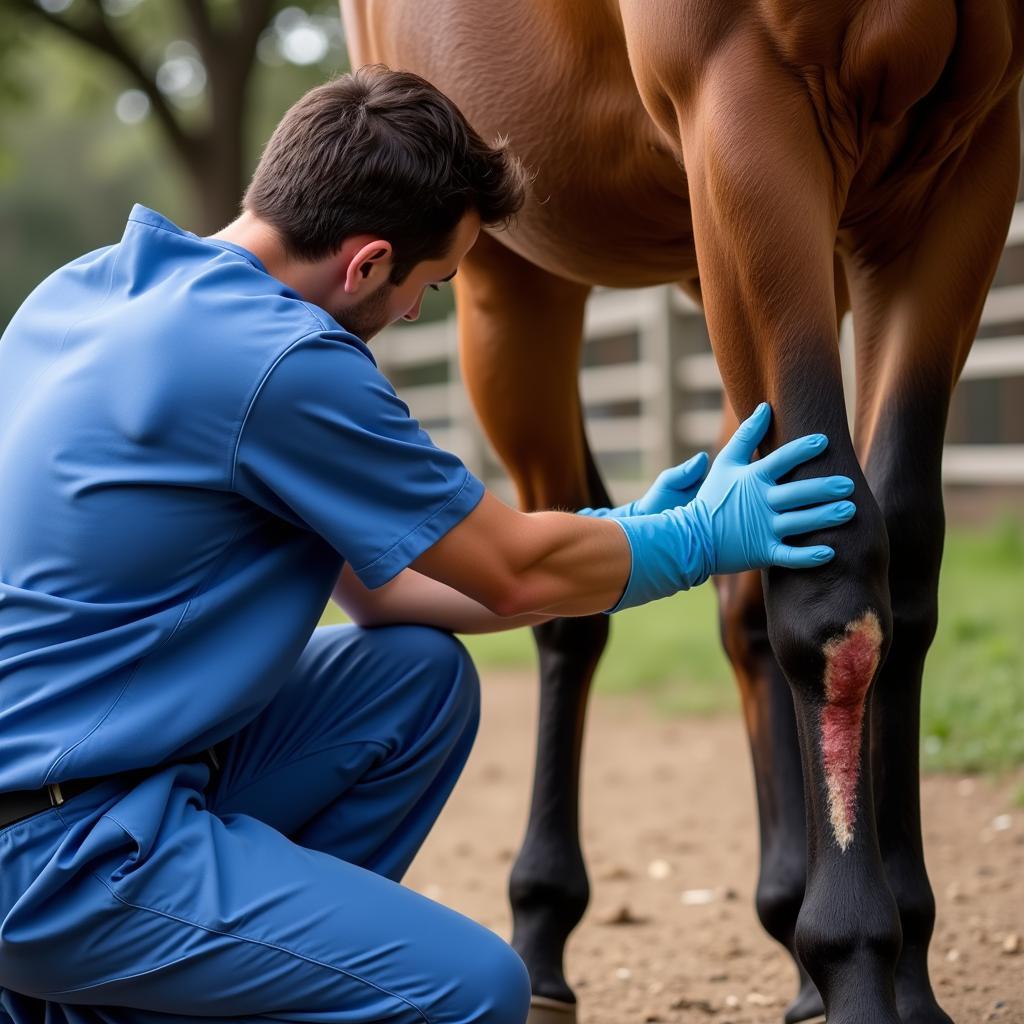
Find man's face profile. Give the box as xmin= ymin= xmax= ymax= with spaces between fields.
xmin=334 ymin=211 xmax=481 ymax=342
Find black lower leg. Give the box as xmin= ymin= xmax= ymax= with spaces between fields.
xmin=509 ymin=612 xmax=609 ymax=1006
xmin=868 ymin=411 xmax=952 ymax=1024
xmin=765 ymin=471 xmax=904 ymax=1023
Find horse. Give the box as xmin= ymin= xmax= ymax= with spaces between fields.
xmin=339 ymin=2 xmax=1023 ymax=1022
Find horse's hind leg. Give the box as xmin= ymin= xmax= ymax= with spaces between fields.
xmin=845 ymin=91 xmax=1020 ymax=1024
xmin=454 ymin=231 xmax=602 ymax=1021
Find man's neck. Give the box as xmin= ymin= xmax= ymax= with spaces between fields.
xmin=208 ymin=212 xmax=331 ymax=307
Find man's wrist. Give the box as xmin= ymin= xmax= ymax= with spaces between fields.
xmin=602 ymin=503 xmax=713 ymax=614
xmin=601 ymin=517 xmax=634 ymax=613
xmin=683 ymin=498 xmax=715 ymax=586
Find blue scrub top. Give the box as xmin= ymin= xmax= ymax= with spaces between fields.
xmin=0 ymin=204 xmax=485 ymax=793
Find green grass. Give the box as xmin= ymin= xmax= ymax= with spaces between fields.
xmin=919 ymin=519 xmax=1024 ymax=774
xmin=320 ymin=521 xmax=1024 ymax=774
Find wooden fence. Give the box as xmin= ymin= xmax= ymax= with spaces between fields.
xmin=374 ymin=202 xmax=1024 ymax=505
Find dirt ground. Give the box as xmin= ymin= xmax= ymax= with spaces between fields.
xmin=403 ymin=672 xmax=1024 ymax=1024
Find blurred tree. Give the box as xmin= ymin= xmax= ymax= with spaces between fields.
xmin=0 ymin=0 xmax=342 ymax=231
xmin=0 ymin=0 xmax=353 ymax=324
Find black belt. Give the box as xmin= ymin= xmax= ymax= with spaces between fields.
xmin=0 ymin=744 xmax=224 ymax=832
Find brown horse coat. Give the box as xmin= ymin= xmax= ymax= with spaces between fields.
xmin=342 ymin=3 xmax=1023 ymax=1022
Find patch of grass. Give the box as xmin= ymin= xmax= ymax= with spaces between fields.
xmin=918 ymin=517 xmax=1024 ymax=774
xmin=319 ymin=522 xmax=1023 ymax=773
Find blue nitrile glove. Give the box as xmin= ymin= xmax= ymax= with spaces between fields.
xmin=603 ymin=402 xmax=856 ymax=613
xmin=576 ymin=450 xmax=709 ymax=518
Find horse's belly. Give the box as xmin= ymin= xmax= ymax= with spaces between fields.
xmin=494 ymin=192 xmax=698 ymax=290
xmin=341 ymin=0 xmax=699 ymax=289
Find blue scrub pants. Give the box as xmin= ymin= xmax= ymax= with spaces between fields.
xmin=0 ymin=624 xmax=530 ymax=1024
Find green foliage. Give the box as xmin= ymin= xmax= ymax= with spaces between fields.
xmin=321 ymin=522 xmax=1024 ymax=773
xmin=0 ymin=27 xmax=182 ymax=325
xmin=0 ymin=13 xmax=30 ymax=105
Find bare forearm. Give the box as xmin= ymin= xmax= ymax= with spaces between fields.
xmin=410 ymin=493 xmax=633 ymax=618
xmin=503 ymin=510 xmax=631 ymax=616
xmin=332 ymin=562 xmax=556 ymax=634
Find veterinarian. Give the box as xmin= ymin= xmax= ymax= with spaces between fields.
xmin=0 ymin=66 xmax=857 ymax=1024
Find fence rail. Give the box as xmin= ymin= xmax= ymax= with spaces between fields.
xmin=375 ymin=202 xmax=1024 ymax=500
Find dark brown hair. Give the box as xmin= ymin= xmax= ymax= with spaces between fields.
xmin=243 ymin=64 xmax=528 ymax=282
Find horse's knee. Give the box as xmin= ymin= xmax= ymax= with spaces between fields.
xmin=866 ymin=452 xmax=946 ymax=645
xmin=882 ymin=510 xmax=944 ymax=653
xmin=768 ymin=584 xmax=890 ymax=687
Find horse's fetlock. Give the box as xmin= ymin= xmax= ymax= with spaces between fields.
xmin=755 ymin=869 xmax=805 ymax=945
xmin=509 ymin=860 xmax=590 ymax=921
xmin=796 ymin=896 xmax=902 ymax=983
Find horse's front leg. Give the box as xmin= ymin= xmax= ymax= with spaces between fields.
xmin=646 ymin=28 xmax=901 ymax=1021
xmin=715 ymin=249 xmax=855 ymax=1024
xmin=454 ymin=232 xmax=604 ymax=1022
xmin=846 ymin=91 xmax=1021 ymax=1024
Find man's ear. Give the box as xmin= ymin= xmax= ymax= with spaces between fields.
xmin=343 ymin=239 xmax=393 ymax=294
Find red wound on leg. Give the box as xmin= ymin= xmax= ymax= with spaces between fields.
xmin=820 ymin=611 xmax=883 ymax=851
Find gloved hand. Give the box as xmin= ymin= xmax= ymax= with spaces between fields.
xmin=576 ymin=451 xmax=709 ymax=518
xmin=605 ymin=402 xmax=856 ymax=613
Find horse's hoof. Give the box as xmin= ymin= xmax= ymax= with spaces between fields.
xmin=527 ymin=995 xmax=577 ymax=1024
xmin=784 ymin=982 xmax=825 ymax=1024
